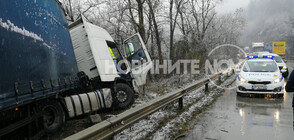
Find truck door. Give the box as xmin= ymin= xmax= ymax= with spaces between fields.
xmin=123 ymin=33 xmax=153 ymax=87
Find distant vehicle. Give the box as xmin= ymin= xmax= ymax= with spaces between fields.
xmin=272 ymin=41 xmax=286 ymax=59
xmin=244 ymin=46 xmax=250 ymax=53
xmin=258 ymin=53 xmax=288 ymax=77
xmin=264 ymin=42 xmax=273 ymax=52
xmin=252 ymin=42 xmax=265 ymax=52
xmin=236 ymin=56 xmax=284 ymax=97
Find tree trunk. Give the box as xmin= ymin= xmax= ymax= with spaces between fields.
xmin=147 ymin=0 xmax=164 ymax=78
xmin=169 ymin=0 xmax=174 ymax=60
xmin=169 ymin=0 xmax=182 ymax=61
xmin=136 ymin=0 xmax=146 ymax=43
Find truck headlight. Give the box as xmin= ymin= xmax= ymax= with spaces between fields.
xmin=273 ymin=77 xmax=282 ymax=83
xmin=282 ymin=66 xmax=287 ymax=69
xmin=238 ymin=76 xmax=247 ymax=83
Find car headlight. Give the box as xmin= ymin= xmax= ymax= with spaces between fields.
xmin=273 ymin=77 xmax=282 ymax=83
xmin=282 ymin=66 xmax=287 ymax=69
xmin=238 ymin=75 xmax=247 ymax=83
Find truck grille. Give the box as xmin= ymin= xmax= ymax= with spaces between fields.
xmin=248 ymin=81 xmax=271 ymax=85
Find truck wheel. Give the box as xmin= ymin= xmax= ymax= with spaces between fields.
xmin=42 ymin=100 xmax=65 ymax=134
xmin=114 ymin=83 xmax=134 ymax=109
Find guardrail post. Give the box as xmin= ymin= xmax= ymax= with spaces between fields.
xmin=205 ymin=83 xmax=209 ymax=92
xmin=179 ymin=97 xmax=183 ymax=109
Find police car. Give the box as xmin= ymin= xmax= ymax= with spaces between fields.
xmin=258 ymin=53 xmax=288 ymax=77
xmin=236 ymin=55 xmax=284 ymax=97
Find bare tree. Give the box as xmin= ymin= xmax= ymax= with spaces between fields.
xmin=169 ymin=0 xmax=184 ymax=60
xmin=60 ymin=0 xmax=106 ymax=22
xmin=189 ymin=0 xmax=216 ymax=43
xmin=175 ymin=0 xmax=191 ymax=59
xmin=147 ymin=0 xmax=164 ymax=77
xmin=126 ymin=0 xmax=147 ymax=43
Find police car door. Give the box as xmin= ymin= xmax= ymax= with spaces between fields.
xmin=123 ymin=33 xmax=153 ymax=87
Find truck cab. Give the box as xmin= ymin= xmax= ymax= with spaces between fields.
xmin=69 ymin=16 xmax=152 ymax=108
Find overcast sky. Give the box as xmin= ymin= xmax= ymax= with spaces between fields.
xmin=216 ymin=0 xmax=250 ymax=14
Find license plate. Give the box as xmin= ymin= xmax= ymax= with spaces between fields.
xmin=252 ymin=84 xmax=267 ymax=90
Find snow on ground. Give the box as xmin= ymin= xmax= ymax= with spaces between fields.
xmin=146 ymin=74 xmax=203 ymax=94
xmin=114 ymin=86 xmax=206 ymax=140
xmin=114 ymin=72 xmax=237 ymax=140
xmin=152 ymin=89 xmax=221 ymax=140
xmin=133 ymin=74 xmax=203 ymax=107
xmin=152 ymin=74 xmax=237 ymax=139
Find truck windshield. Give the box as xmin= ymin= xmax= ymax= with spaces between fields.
xmin=252 ymin=46 xmax=264 ymax=52
xmin=243 ymin=61 xmax=277 ymax=72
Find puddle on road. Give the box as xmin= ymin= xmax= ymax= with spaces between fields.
xmin=185 ymin=83 xmax=294 ymax=140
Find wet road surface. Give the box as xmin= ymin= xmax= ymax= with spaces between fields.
xmin=185 ymin=61 xmax=294 ymax=140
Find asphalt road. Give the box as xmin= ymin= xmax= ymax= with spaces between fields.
xmin=185 ymin=61 xmax=294 ymax=140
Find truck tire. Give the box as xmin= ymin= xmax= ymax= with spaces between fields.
xmin=42 ymin=100 xmax=65 ymax=134
xmin=113 ymin=83 xmax=134 ymax=109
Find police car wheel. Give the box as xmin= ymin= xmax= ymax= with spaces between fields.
xmin=282 ymin=72 xmax=288 ymax=78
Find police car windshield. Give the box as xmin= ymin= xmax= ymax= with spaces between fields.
xmin=273 ymin=56 xmax=283 ymax=63
xmin=243 ymin=61 xmax=277 ymax=72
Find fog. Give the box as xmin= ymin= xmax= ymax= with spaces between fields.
xmin=240 ymin=0 xmax=294 ymax=54
xmin=216 ymin=0 xmax=250 ymax=14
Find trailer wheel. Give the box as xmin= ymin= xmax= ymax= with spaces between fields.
xmin=114 ymin=83 xmax=134 ymax=109
xmin=42 ymin=100 xmax=65 ymax=134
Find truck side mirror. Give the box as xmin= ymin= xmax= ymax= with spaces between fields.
xmin=284 ymin=60 xmax=287 ymax=63
xmin=128 ymin=43 xmax=135 ymax=53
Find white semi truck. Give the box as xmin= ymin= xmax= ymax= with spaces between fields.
xmin=69 ymin=16 xmax=153 ymax=109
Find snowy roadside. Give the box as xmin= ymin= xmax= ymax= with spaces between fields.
xmin=133 ymin=74 xmax=204 ymax=106
xmin=114 ymin=73 xmax=237 ymax=140
xmin=152 ymin=74 xmax=236 ymax=139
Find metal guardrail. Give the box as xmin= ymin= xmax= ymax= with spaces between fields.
xmin=65 ymin=66 xmax=238 ymax=140
xmin=287 ymin=57 xmax=294 ymax=60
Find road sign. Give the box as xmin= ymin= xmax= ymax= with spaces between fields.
xmin=272 ymin=42 xmax=285 ymax=55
